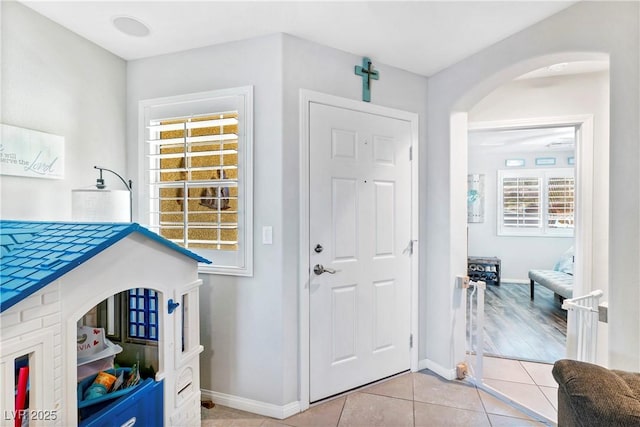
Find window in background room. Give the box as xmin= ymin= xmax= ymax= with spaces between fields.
xmin=141 ymin=87 xmax=253 ymax=276
xmin=498 ymin=168 xmax=574 ymax=237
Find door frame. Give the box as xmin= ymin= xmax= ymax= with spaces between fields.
xmin=467 ymin=114 xmax=595 ymax=299
xmin=298 ymin=90 xmax=419 ymax=410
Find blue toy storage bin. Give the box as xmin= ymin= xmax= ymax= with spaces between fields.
xmin=78 ymin=369 xmax=163 ymax=427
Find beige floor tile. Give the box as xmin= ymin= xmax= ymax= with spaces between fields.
xmin=540 ymin=386 xmax=558 ymax=410
xmin=484 ymin=379 xmax=557 ymax=422
xmin=488 ymin=414 xmax=545 ymax=426
xmin=262 ymin=420 xmax=295 ymax=427
xmin=520 ymin=361 xmax=558 ymax=388
xmin=413 ymin=371 xmax=485 ymax=412
xmin=477 ymin=389 xmax=536 ymax=421
xmin=202 ymin=363 xmax=560 ymax=426
xmin=479 ymin=357 xmax=535 ymax=384
xmin=202 ymin=418 xmax=265 ymax=427
xmin=360 ymin=373 xmax=413 ymax=401
xmin=337 ymin=392 xmax=413 ymax=427
xmin=414 ymin=401 xmax=490 ymax=427
xmin=201 ymin=405 xmax=267 ymax=424
xmin=282 ymin=396 xmax=345 ymax=427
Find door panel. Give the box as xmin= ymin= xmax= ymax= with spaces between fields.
xmin=332 ymin=178 xmax=358 ymax=260
xmin=309 ymin=102 xmax=412 ymax=402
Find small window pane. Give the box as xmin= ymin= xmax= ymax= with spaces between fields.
xmin=502 ymin=176 xmax=541 ymax=229
xmin=127 ymin=288 xmax=159 ymax=341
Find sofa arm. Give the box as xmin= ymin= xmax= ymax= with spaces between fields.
xmin=552 ymin=359 xmax=640 ymax=426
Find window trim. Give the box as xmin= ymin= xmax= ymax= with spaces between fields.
xmin=138 ymin=87 xmax=254 ymax=276
xmin=497 ymin=168 xmax=574 ymax=237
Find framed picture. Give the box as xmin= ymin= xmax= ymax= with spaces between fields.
xmin=467 ymin=174 xmax=485 ymax=223
xmin=0 ymin=124 xmax=65 ymax=179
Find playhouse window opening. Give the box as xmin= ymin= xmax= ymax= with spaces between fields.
xmin=181 ymin=294 xmax=188 ymax=352
xmin=96 ymin=291 xmax=159 ymax=346
xmin=15 ymin=354 xmax=30 ymax=420
xmin=128 ymin=288 xmax=159 ymax=341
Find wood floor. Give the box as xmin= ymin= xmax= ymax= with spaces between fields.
xmin=468 ymin=282 xmax=567 ymax=364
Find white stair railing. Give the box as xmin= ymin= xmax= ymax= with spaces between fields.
xmin=562 ymin=290 xmax=604 ymax=363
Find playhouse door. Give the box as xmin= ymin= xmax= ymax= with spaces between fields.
xmin=309 ymin=102 xmax=412 ymax=402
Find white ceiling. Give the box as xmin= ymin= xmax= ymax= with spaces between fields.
xmin=20 ymin=1 xmax=577 ymax=77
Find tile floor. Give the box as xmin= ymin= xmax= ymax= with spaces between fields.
xmin=201 ymin=356 xmax=557 ymax=426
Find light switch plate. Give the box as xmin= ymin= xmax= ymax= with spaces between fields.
xmin=262 ymin=226 xmax=273 ymax=244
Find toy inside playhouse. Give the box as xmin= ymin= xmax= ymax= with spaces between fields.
xmin=75 ymin=288 xmax=164 ymax=426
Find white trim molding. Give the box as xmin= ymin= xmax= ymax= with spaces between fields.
xmin=419 ymin=358 xmax=457 ymax=381
xmin=201 ymin=389 xmax=301 ymax=420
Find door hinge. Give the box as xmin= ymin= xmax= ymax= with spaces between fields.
xmin=410 ymin=334 xmax=413 ymax=348
xmin=408 ymin=239 xmax=417 ymax=255
xmin=409 ymin=146 xmax=413 ymax=161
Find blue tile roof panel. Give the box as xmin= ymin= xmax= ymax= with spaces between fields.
xmin=0 ymin=221 xmax=211 ymax=313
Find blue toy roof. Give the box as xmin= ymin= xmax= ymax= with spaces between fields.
xmin=0 ymin=220 xmax=211 ymax=313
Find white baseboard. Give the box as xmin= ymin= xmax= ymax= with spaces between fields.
xmin=201 ymin=389 xmax=300 ymax=420
xmin=418 ymin=358 xmax=456 ymax=380
xmin=501 ymin=278 xmax=529 ymax=285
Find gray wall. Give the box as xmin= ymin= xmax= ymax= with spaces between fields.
xmin=426 ymin=1 xmax=638 ymax=372
xmin=1 ymin=1 xmax=126 ymax=220
xmin=126 ymin=34 xmax=286 ymax=405
xmin=127 ymin=33 xmax=429 ymax=408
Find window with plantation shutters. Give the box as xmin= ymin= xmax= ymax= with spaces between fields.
xmin=140 ymin=87 xmax=253 ymax=276
xmin=547 ymin=176 xmax=575 ymax=229
xmin=501 ymin=176 xmax=541 ymax=229
xmin=498 ymin=168 xmax=574 ymax=237
xmin=149 ymin=113 xmax=239 ymax=250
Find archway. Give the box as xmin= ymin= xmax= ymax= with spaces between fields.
xmin=450 ymin=53 xmax=609 ymax=421
xmin=422 ymin=2 xmax=639 ymax=421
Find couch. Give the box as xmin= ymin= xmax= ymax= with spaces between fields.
xmin=528 ymin=247 xmax=574 ymax=301
xmin=552 ymin=359 xmax=640 ymax=426
xmin=528 ymin=269 xmax=573 ymax=300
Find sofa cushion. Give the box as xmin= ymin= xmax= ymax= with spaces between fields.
xmin=553 ymin=246 xmax=575 ymax=275
xmin=553 ymin=359 xmax=640 ymax=426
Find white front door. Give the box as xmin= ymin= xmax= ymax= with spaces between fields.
xmin=309 ymin=102 xmax=413 ymax=402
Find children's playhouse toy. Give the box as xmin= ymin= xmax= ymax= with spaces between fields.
xmin=0 ymin=220 xmax=210 ymax=426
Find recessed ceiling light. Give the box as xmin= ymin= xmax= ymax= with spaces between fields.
xmin=112 ymin=16 xmax=150 ymax=37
